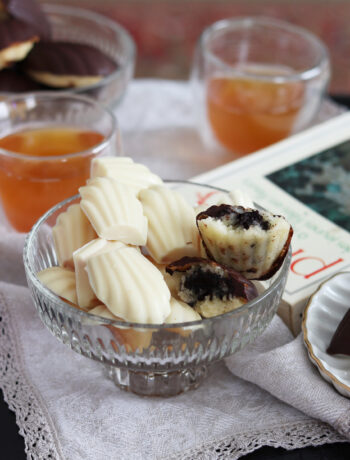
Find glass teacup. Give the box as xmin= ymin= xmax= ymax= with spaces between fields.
xmin=0 ymin=92 xmax=120 ymax=232
xmin=191 ymin=17 xmax=330 ymax=157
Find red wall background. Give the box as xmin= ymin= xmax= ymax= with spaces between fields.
xmin=46 ymin=0 xmax=350 ymax=94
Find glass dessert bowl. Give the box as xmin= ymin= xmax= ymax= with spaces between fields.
xmin=0 ymin=3 xmax=135 ymax=108
xmin=23 ymin=182 xmax=291 ymax=397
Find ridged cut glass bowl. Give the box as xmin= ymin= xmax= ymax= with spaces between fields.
xmin=23 ymin=181 xmax=291 ymax=396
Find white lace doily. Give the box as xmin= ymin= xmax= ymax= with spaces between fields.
xmin=0 ymin=285 xmax=346 ymax=460
xmin=0 ymin=80 xmax=348 ymax=460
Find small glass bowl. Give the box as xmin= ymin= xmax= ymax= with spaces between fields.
xmin=1 ymin=3 xmax=136 ymax=108
xmin=23 ymin=182 xmax=291 ymax=397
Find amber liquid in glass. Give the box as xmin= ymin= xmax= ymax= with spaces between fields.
xmin=0 ymin=127 xmax=104 ymax=232
xmin=207 ymin=66 xmax=304 ymax=155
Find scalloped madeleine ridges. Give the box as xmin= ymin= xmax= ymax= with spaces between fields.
xmin=73 ymin=239 xmax=126 ymax=309
xmin=139 ymin=185 xmax=200 ymax=263
xmin=52 ymin=204 xmax=97 ymax=269
xmin=87 ymin=246 xmax=171 ymax=323
xmin=90 ymin=156 xmax=163 ymax=193
xmin=37 ymin=267 xmax=77 ymax=305
xmin=79 ymin=177 xmax=148 ymax=244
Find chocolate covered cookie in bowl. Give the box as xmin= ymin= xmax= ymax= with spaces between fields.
xmin=23 ymin=157 xmax=292 ymax=396
xmin=0 ymin=0 xmax=135 ymax=107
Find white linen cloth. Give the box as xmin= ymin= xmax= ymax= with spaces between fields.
xmin=0 ymin=80 xmax=349 ymax=460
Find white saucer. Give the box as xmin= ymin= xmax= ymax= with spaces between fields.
xmin=302 ymin=272 xmax=350 ymax=398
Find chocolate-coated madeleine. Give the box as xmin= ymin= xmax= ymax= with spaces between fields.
xmin=2 ymin=0 xmax=51 ymax=39
xmin=197 ymin=205 xmax=293 ymax=280
xmin=166 ymin=257 xmax=258 ymax=318
xmin=0 ymin=18 xmax=38 ymax=69
xmin=0 ymin=67 xmax=42 ymax=92
xmin=22 ymin=41 xmax=118 ymax=88
xmin=0 ymin=2 xmax=7 ymax=20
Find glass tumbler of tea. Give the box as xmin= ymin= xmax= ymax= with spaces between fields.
xmin=0 ymin=92 xmax=120 ymax=232
xmin=191 ymin=17 xmax=330 ymax=156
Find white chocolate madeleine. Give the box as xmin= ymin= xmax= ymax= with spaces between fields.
xmin=37 ymin=267 xmax=77 ymax=305
xmin=73 ymin=239 xmax=126 ymax=309
xmin=91 ymin=157 xmax=133 ymax=177
xmin=228 ymin=189 xmax=255 ymax=209
xmin=165 ymin=298 xmax=201 ymax=323
xmin=53 ymin=204 xmax=97 ymax=269
xmin=89 ymin=305 xmax=153 ymax=352
xmin=139 ymin=185 xmax=200 ymax=264
xmin=89 ymin=304 xmax=119 ymax=321
xmin=90 ymin=157 xmax=163 ymax=194
xmin=197 ymin=205 xmax=293 ymax=280
xmin=79 ymin=177 xmax=148 ymax=245
xmin=143 ymin=254 xmax=168 ymax=276
xmin=87 ymin=246 xmax=171 ymax=323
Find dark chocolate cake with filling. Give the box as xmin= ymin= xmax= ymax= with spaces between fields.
xmin=196 ymin=204 xmax=293 ymax=280
xmin=166 ymin=256 xmax=258 ymax=318
xmin=327 ymin=309 xmax=350 ymax=356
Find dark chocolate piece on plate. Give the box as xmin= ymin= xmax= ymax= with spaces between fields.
xmin=0 ymin=67 xmax=42 ymax=92
xmin=2 ymin=0 xmax=51 ymax=39
xmin=327 ymin=308 xmax=350 ymax=356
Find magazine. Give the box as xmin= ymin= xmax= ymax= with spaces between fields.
xmin=193 ymin=112 xmax=350 ymax=334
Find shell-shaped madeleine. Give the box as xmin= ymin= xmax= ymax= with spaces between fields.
xmin=89 ymin=305 xmax=153 ymax=352
xmin=90 ymin=156 xmax=133 ymax=178
xmin=87 ymin=246 xmax=171 ymax=323
xmin=37 ymin=267 xmax=77 ymax=305
xmin=228 ymin=189 xmax=254 ymax=209
xmin=89 ymin=304 xmax=119 ymax=320
xmin=197 ymin=205 xmax=293 ymax=280
xmin=139 ymin=185 xmax=200 ymax=264
xmin=79 ymin=177 xmax=148 ymax=244
xmin=73 ymin=239 xmax=126 ymax=309
xmin=90 ymin=156 xmax=163 ymax=194
xmin=165 ymin=298 xmax=201 ymax=323
xmin=53 ymin=204 xmax=97 ymax=269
